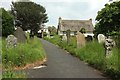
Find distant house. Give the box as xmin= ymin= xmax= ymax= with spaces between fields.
xmin=37 ymin=25 xmax=49 ymax=38
xmin=38 ymin=28 xmax=49 ymax=34
xmin=57 ymin=17 xmax=94 ymax=37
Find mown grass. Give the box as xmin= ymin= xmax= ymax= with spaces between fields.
xmin=44 ymin=35 xmax=119 ymax=79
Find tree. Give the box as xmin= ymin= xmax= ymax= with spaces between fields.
xmin=95 ymin=1 xmax=120 ymax=36
xmin=11 ymin=0 xmax=48 ymax=37
xmin=48 ymin=26 xmax=57 ymax=36
xmin=0 ymin=8 xmax=2 ymax=36
xmin=80 ymin=28 xmax=86 ymax=34
xmin=1 ymin=8 xmax=14 ymax=37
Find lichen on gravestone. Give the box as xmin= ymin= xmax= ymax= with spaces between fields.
xmin=105 ymin=36 xmax=115 ymax=58
xmin=6 ymin=35 xmax=17 ymax=48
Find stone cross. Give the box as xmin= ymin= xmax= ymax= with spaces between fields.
xmin=76 ymin=31 xmax=85 ymax=48
xmin=6 ymin=35 xmax=17 ymax=48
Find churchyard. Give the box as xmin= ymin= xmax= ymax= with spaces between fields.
xmin=2 ymin=28 xmax=46 ymax=78
xmin=1 ymin=0 xmax=120 ymax=79
xmin=44 ymin=31 xmax=120 ymax=79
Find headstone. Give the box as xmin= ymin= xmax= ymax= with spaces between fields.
xmin=97 ymin=34 xmax=106 ymax=43
xmin=105 ymin=36 xmax=114 ymax=57
xmin=14 ymin=27 xmax=27 ymax=43
xmin=6 ymin=35 xmax=17 ymax=48
xmin=76 ymin=31 xmax=86 ymax=48
xmin=85 ymin=35 xmax=93 ymax=42
xmin=47 ymin=34 xmax=50 ymax=38
xmin=62 ymin=35 xmax=67 ymax=41
xmin=41 ymin=30 xmax=44 ymax=38
xmin=66 ymin=30 xmax=71 ymax=44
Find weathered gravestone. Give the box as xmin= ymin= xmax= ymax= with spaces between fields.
xmin=14 ymin=27 xmax=27 ymax=43
xmin=62 ymin=35 xmax=67 ymax=41
xmin=66 ymin=30 xmax=71 ymax=44
xmin=105 ymin=36 xmax=114 ymax=57
xmin=76 ymin=31 xmax=86 ymax=48
xmin=97 ymin=34 xmax=106 ymax=43
xmin=6 ymin=35 xmax=17 ymax=48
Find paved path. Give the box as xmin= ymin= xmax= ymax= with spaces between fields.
xmin=26 ymin=39 xmax=106 ymax=78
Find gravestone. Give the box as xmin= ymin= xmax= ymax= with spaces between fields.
xmin=6 ymin=35 xmax=17 ymax=48
xmin=14 ymin=27 xmax=27 ymax=43
xmin=62 ymin=35 xmax=67 ymax=41
xmin=85 ymin=35 xmax=93 ymax=42
xmin=97 ymin=34 xmax=106 ymax=43
xmin=41 ymin=30 xmax=44 ymax=38
xmin=105 ymin=36 xmax=114 ymax=57
xmin=76 ymin=31 xmax=86 ymax=48
xmin=66 ymin=30 xmax=71 ymax=44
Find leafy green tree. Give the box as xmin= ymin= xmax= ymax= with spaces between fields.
xmin=1 ymin=8 xmax=14 ymax=37
xmin=48 ymin=26 xmax=57 ymax=36
xmin=95 ymin=1 xmax=120 ymax=36
xmin=80 ymin=28 xmax=86 ymax=33
xmin=11 ymin=0 xmax=48 ymax=37
xmin=0 ymin=8 xmax=2 ymax=36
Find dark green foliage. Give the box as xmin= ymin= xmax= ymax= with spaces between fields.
xmin=43 ymin=32 xmax=47 ymax=36
xmin=95 ymin=1 xmax=120 ymax=36
xmin=80 ymin=28 xmax=86 ymax=33
xmin=1 ymin=8 xmax=14 ymax=37
xmin=11 ymin=1 xmax=48 ymax=36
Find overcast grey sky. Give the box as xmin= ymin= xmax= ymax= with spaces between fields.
xmin=0 ymin=0 xmax=109 ymax=27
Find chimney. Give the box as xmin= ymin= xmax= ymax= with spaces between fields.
xmin=89 ymin=18 xmax=92 ymax=21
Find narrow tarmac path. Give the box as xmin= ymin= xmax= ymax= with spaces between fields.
xmin=26 ymin=39 xmax=106 ymax=78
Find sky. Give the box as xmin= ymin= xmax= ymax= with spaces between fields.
xmin=0 ymin=0 xmax=109 ymax=27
